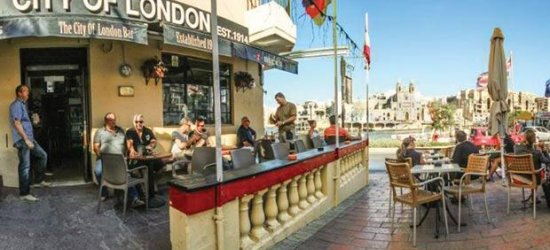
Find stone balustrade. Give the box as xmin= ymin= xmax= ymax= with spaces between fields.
xmin=168 ymin=140 xmax=369 ymax=250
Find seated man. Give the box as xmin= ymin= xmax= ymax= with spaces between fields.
xmin=237 ymin=116 xmax=256 ymax=149
xmin=324 ymin=115 xmax=352 ymax=144
xmin=93 ymin=112 xmax=143 ymax=207
xmin=126 ymin=114 xmax=165 ymax=200
xmin=451 ymin=130 xmax=479 ymax=169
xmin=188 ymin=117 xmax=209 ymax=148
xmin=171 ymin=117 xmax=193 ymax=160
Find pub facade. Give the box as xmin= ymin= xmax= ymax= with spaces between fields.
xmin=0 ymin=0 xmax=297 ymax=187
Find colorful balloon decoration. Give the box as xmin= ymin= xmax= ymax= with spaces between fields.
xmin=302 ymin=0 xmax=332 ymax=26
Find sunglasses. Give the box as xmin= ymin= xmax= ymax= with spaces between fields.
xmin=135 ymin=120 xmax=144 ymax=124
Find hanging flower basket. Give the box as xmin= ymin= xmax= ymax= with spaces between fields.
xmin=234 ymin=71 xmax=255 ymax=92
xmin=141 ymin=57 xmax=168 ymax=85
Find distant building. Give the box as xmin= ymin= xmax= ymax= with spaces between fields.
xmin=458 ymin=88 xmax=538 ymax=125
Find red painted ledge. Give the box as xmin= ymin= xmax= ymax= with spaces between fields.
xmin=170 ymin=139 xmax=368 ymax=215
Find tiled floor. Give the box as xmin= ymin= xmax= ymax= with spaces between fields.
xmin=277 ymin=172 xmax=550 ymax=249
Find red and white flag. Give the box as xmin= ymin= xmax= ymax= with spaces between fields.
xmin=363 ymin=13 xmax=371 ymax=70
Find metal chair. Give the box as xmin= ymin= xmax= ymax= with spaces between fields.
xmin=443 ymin=154 xmax=490 ymax=232
xmin=231 ymin=148 xmax=256 ymax=169
xmin=385 ymin=157 xmax=412 ymax=214
xmin=385 ymin=160 xmax=448 ymax=247
xmin=271 ymin=142 xmax=290 ymax=160
xmin=504 ymin=154 xmax=542 ymax=219
xmin=97 ymin=153 xmax=148 ymax=217
xmin=294 ymin=139 xmax=307 ymax=153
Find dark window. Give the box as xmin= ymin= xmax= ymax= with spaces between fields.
xmin=162 ymin=54 xmax=231 ymax=126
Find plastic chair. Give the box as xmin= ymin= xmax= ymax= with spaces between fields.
xmin=271 ymin=142 xmax=290 ymax=160
xmin=191 ymin=147 xmax=216 ymax=175
xmin=256 ymin=139 xmax=275 ymax=162
xmin=231 ymin=148 xmax=256 ymax=169
xmin=311 ymin=136 xmax=324 ymax=148
xmin=97 ymin=153 xmax=148 ymax=217
xmin=443 ymin=154 xmax=490 ymax=232
xmin=504 ymin=154 xmax=543 ymax=219
xmin=325 ymin=136 xmax=346 ymax=145
xmin=385 ymin=161 xmax=448 ymax=247
xmin=294 ymin=139 xmax=307 ymax=153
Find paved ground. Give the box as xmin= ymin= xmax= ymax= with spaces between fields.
xmin=0 ymin=181 xmax=170 ymax=250
xmin=276 ymin=172 xmax=550 ymax=250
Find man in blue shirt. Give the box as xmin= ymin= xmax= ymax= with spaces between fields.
xmin=9 ymin=85 xmax=50 ymax=202
xmin=237 ymin=116 xmax=256 ymax=148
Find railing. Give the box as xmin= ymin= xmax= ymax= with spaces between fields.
xmin=168 ymin=140 xmax=369 ymax=250
xmin=247 ymin=0 xmax=291 ymax=15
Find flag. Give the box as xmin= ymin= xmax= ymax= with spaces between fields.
xmin=477 ymin=72 xmax=488 ymax=88
xmin=364 ymin=13 xmax=371 ymax=70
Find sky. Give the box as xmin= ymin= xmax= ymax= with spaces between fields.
xmin=263 ymin=0 xmax=550 ymax=108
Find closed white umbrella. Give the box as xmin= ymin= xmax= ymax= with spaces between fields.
xmin=487 ymin=27 xmax=509 ymax=185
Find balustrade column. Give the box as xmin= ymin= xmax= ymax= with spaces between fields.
xmin=240 ymin=195 xmax=255 ymax=248
xmin=314 ymin=168 xmax=324 ymax=198
xmin=288 ymin=176 xmax=301 ymax=216
xmin=277 ymin=180 xmax=292 ymax=223
xmin=298 ymin=174 xmax=310 ymax=209
xmin=265 ymin=184 xmax=281 ymax=231
xmin=250 ymin=189 xmax=269 ymax=241
xmin=306 ymin=172 xmax=316 ymax=203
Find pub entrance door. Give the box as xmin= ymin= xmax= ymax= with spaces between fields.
xmin=21 ymin=48 xmax=91 ymax=184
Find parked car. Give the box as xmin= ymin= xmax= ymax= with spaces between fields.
xmin=470 ymin=127 xmax=498 ymax=147
xmin=521 ymin=126 xmax=550 ymax=142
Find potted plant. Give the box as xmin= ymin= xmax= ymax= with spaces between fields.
xmin=234 ymin=71 xmax=255 ymax=92
xmin=141 ymin=57 xmax=168 ymax=85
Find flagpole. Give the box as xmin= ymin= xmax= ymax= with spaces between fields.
xmin=510 ymin=50 xmax=514 ymax=92
xmin=365 ymin=13 xmax=370 ymax=139
xmin=333 ymin=0 xmax=339 ymax=147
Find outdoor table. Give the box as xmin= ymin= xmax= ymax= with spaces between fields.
xmin=412 ymin=163 xmax=463 ymax=238
xmin=129 ymin=152 xmax=173 ymax=208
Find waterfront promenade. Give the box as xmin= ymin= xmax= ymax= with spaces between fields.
xmin=275 ymin=171 xmax=550 ymax=249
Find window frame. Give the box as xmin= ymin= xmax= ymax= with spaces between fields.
xmin=161 ymin=53 xmax=233 ymax=126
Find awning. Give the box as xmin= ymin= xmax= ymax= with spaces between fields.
xmin=0 ymin=16 xmax=148 ymax=44
xmin=232 ymin=42 xmax=298 ymax=74
xmin=163 ymin=24 xmax=298 ymax=74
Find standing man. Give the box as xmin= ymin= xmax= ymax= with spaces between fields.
xmin=270 ymin=92 xmax=297 ymax=142
xmin=9 ymin=85 xmax=50 ymax=202
xmin=237 ymin=116 xmax=256 ymax=148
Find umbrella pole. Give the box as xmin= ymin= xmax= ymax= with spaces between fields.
xmin=500 ymin=136 xmax=506 ymax=186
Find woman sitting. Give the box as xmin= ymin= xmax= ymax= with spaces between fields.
xmin=396 ymin=137 xmax=425 ymax=166
xmin=171 ymin=117 xmax=194 ymax=160
xmin=513 ymin=130 xmax=550 ymax=202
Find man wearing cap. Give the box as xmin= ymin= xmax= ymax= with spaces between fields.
xmin=270 ymin=92 xmax=297 ymax=142
xmin=237 ymin=116 xmax=257 ymax=148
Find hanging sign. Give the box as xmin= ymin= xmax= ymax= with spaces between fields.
xmin=0 ymin=0 xmax=248 ymax=44
xmin=0 ymin=16 xmax=147 ymax=44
